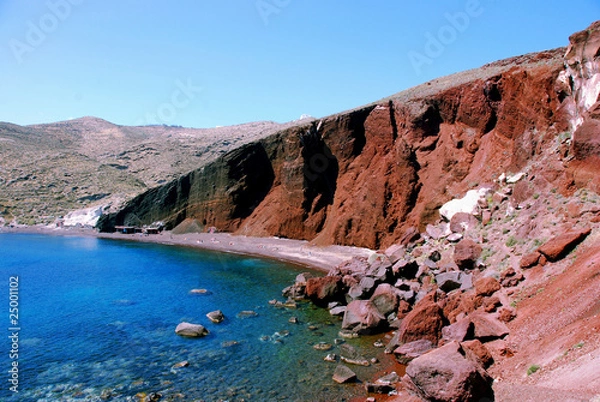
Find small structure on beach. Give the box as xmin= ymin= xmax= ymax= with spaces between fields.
xmin=115 ymin=226 xmax=137 ymax=234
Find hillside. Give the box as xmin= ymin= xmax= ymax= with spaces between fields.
xmin=0 ymin=117 xmax=312 ymax=225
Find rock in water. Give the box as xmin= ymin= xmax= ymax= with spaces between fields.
xmin=175 ymin=322 xmax=209 ymax=337
xmin=206 ymin=310 xmax=225 ymax=323
xmin=332 ymin=365 xmax=357 ymax=384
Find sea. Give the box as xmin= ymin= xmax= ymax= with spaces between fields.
xmin=0 ymin=233 xmax=385 ymax=401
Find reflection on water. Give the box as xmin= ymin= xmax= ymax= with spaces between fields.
xmin=0 ymin=234 xmax=384 ymax=401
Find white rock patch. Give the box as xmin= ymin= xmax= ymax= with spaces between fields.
xmin=63 ymin=205 xmax=104 ymax=227
xmin=439 ymin=188 xmax=491 ymax=221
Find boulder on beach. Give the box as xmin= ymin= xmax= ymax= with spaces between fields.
xmin=305 ymin=276 xmax=345 ymax=306
xmin=403 ymin=341 xmax=494 ymax=402
xmin=398 ymin=291 xmax=444 ymax=345
xmin=341 ymin=300 xmax=386 ymax=335
xmin=175 ymin=322 xmax=209 ymax=338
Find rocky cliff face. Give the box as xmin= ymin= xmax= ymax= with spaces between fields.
xmin=559 ymin=21 xmax=600 ymax=192
xmin=99 ymin=22 xmax=600 ymax=250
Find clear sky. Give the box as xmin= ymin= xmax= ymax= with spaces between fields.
xmin=0 ymin=1 xmax=598 ymax=128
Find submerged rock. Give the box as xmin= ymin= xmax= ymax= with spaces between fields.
xmin=236 ymin=310 xmax=258 ymax=319
xmin=333 ymin=365 xmax=357 ymax=384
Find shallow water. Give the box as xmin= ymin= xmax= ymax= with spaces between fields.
xmin=0 ymin=234 xmax=382 ymax=401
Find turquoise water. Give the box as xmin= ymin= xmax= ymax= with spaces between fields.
xmin=0 ymin=234 xmax=379 ymax=401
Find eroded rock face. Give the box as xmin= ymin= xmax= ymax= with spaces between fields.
xmin=560 ymin=20 xmax=600 ymax=131
xmin=99 ymin=44 xmax=569 ymax=249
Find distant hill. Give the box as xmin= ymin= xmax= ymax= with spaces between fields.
xmin=0 ymin=116 xmax=313 ymax=224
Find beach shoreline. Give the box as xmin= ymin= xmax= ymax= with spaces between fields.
xmin=0 ymin=226 xmax=374 ymax=272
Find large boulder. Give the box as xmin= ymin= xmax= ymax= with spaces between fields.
xmin=441 ymin=317 xmax=473 ymax=343
xmin=537 ymin=228 xmax=592 ymax=261
xmin=394 ymin=339 xmax=434 ymax=364
xmin=398 ymin=291 xmax=445 ymax=345
xmin=449 ymin=212 xmax=480 ymax=234
xmin=403 ymin=341 xmax=494 ymax=402
xmin=370 ymin=283 xmax=399 ymax=316
xmin=341 ymin=300 xmax=386 ymax=335
xmin=332 ymin=365 xmax=357 ymax=384
xmin=453 ymin=239 xmax=482 ymax=269
xmin=175 ymin=322 xmax=209 ymax=338
xmin=436 ymin=271 xmax=473 ymax=292
xmin=470 ymin=311 xmax=510 ymax=341
xmin=305 ymin=276 xmax=344 ymax=306
xmin=474 ymin=277 xmax=501 ymax=297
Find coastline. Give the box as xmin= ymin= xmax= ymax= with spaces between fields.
xmin=0 ymin=226 xmax=374 ymax=272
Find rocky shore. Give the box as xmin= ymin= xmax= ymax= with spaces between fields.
xmin=277 ymin=174 xmax=598 ymax=401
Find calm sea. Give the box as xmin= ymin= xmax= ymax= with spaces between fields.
xmin=0 ymin=234 xmax=381 ymax=401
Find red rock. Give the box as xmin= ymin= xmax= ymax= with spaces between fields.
xmin=520 ymin=251 xmax=541 ymax=268
xmin=454 ymin=239 xmax=482 ymax=269
xmin=573 ymin=118 xmax=600 ymax=162
xmin=341 ymin=300 xmax=386 ymax=334
xmin=441 ymin=317 xmax=473 ymax=343
xmin=461 ymin=339 xmax=494 ymax=369
xmin=481 ymin=210 xmax=492 ymax=226
xmin=537 ymin=228 xmax=592 ymax=261
xmin=498 ymin=307 xmax=517 ymax=323
xmin=500 ymin=267 xmax=524 ymax=287
xmin=399 ymin=226 xmax=421 ymax=246
xmin=483 ymin=295 xmax=502 ymax=313
xmin=449 ymin=212 xmax=480 ymax=234
xmin=403 ymin=341 xmax=494 ymax=402
xmin=394 ymin=339 xmax=434 ymax=364
xmin=470 ymin=311 xmax=510 ymax=340
xmin=305 ymin=276 xmax=344 ymax=306
xmin=398 ymin=291 xmax=444 ymax=345
xmin=474 ymin=277 xmax=501 ymax=297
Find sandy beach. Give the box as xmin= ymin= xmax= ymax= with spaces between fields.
xmin=1 ymin=226 xmax=374 ymax=272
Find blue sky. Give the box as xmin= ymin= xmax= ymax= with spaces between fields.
xmin=0 ymin=1 xmax=598 ymax=128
